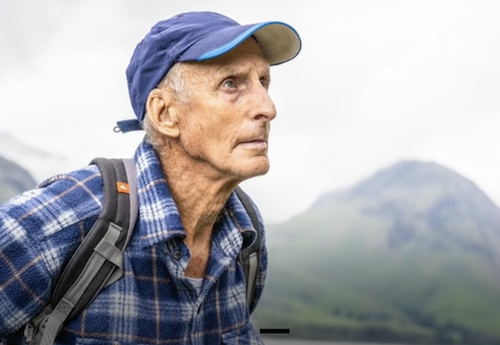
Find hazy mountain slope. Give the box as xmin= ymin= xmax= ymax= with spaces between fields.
xmin=0 ymin=131 xmax=69 ymax=182
xmin=253 ymin=160 xmax=500 ymax=344
xmin=0 ymin=155 xmax=37 ymax=203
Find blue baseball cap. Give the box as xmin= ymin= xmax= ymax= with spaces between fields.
xmin=115 ymin=11 xmax=302 ymax=133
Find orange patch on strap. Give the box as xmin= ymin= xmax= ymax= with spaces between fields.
xmin=116 ymin=182 xmax=130 ymax=194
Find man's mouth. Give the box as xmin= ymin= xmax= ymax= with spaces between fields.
xmin=238 ymin=138 xmax=268 ymax=148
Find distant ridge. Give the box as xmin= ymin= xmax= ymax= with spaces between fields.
xmin=0 ymin=131 xmax=70 ymax=182
xmin=316 ymin=160 xmax=496 ymax=208
xmin=254 ymin=160 xmax=500 ymax=345
xmin=0 ymin=155 xmax=37 ymax=203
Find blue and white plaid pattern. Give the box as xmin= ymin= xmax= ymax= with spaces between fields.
xmin=0 ymin=139 xmax=267 ymax=344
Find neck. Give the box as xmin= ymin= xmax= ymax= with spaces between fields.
xmin=157 ymin=147 xmax=239 ymax=248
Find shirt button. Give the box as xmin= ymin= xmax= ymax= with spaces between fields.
xmin=173 ymin=250 xmax=183 ymax=260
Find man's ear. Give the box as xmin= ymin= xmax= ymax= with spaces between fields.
xmin=145 ymin=88 xmax=180 ymax=139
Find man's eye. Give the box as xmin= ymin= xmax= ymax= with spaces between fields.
xmin=223 ymin=79 xmax=236 ymax=89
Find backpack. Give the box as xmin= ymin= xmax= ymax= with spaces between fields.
xmin=21 ymin=158 xmax=262 ymax=345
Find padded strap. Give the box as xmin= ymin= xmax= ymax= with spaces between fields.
xmin=245 ymin=252 xmax=258 ymax=308
xmin=38 ymin=299 xmax=73 ymax=345
xmin=234 ymin=186 xmax=262 ymax=310
xmin=104 ymin=158 xmax=138 ymax=287
xmin=95 ymin=226 xmax=124 ymax=267
xmin=39 ymin=221 xmax=123 ymax=345
xmin=31 ymin=158 xmax=138 ymax=345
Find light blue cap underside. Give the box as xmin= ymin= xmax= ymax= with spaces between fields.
xmin=198 ymin=22 xmax=296 ymax=62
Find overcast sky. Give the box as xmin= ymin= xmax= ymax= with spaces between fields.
xmin=1 ymin=0 xmax=500 ymax=223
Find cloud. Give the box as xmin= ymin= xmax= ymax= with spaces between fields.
xmin=1 ymin=0 xmax=500 ymax=222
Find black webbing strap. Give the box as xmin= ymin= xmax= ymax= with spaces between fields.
xmin=235 ymin=186 xmax=262 ymax=311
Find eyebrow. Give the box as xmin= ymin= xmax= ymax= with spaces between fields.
xmin=216 ymin=66 xmax=245 ymax=77
xmin=216 ymin=65 xmax=271 ymax=80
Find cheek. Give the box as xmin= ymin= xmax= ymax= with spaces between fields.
xmin=181 ymin=101 xmax=242 ymax=152
xmin=187 ymin=119 xmax=224 ymax=152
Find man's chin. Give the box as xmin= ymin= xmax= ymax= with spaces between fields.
xmin=239 ymin=161 xmax=270 ymax=179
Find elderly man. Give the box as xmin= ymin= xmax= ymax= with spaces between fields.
xmin=0 ymin=11 xmax=301 ymax=344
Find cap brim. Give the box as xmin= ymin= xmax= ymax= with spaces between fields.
xmin=179 ymin=21 xmax=301 ymax=65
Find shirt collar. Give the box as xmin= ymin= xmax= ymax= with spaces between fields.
xmin=133 ymin=139 xmax=258 ymax=250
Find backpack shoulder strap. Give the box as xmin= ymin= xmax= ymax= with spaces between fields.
xmin=27 ymin=158 xmax=138 ymax=345
xmin=234 ymin=186 xmax=262 ymax=312
xmin=105 ymin=158 xmax=138 ymax=286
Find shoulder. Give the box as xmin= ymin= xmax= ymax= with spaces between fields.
xmin=230 ymin=188 xmax=265 ymax=229
xmin=244 ymin=192 xmax=265 ymax=231
xmin=0 ymin=165 xmax=104 ymax=270
xmin=0 ymin=165 xmax=106 ymax=333
xmin=234 ymin=189 xmax=267 ymax=250
xmin=2 ymin=165 xmax=103 ymax=231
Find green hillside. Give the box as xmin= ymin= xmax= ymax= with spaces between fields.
xmin=0 ymin=155 xmax=37 ymax=203
xmin=253 ymin=160 xmax=500 ymax=344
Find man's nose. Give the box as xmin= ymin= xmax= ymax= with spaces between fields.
xmin=252 ymin=83 xmax=277 ymax=122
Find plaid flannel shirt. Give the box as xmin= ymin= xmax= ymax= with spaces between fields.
xmin=0 ymin=139 xmax=267 ymax=344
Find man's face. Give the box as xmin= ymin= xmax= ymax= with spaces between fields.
xmin=174 ymin=38 xmax=277 ymax=182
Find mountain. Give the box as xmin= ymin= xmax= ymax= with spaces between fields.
xmin=252 ymin=160 xmax=500 ymax=345
xmin=0 ymin=155 xmax=37 ymax=203
xmin=0 ymin=131 xmax=70 ymax=182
